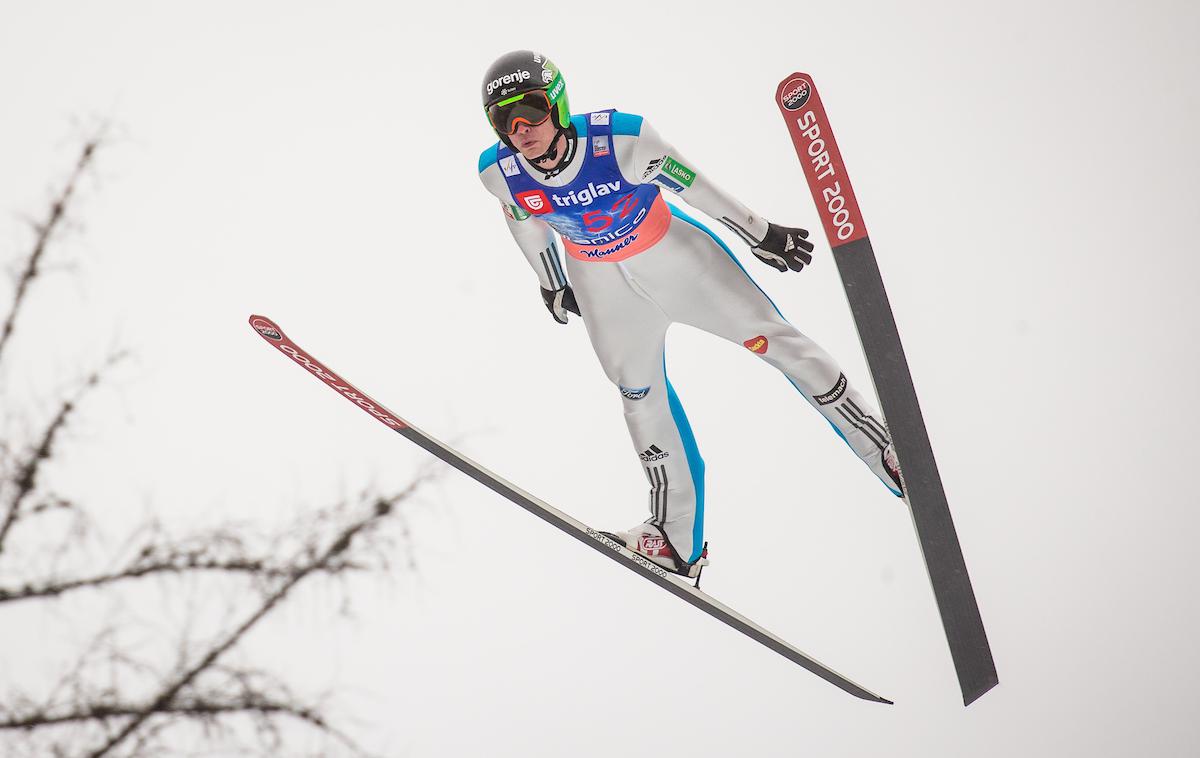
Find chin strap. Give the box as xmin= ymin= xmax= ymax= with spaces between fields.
xmin=531 ymin=123 xmax=577 ymax=179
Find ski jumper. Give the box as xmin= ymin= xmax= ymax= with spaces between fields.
xmin=479 ymin=111 xmax=898 ymax=564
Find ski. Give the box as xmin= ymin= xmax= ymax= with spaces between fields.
xmin=774 ymin=74 xmax=998 ymax=705
xmin=248 ymin=314 xmax=891 ymax=705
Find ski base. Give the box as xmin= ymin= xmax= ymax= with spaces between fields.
xmin=249 ymin=314 xmax=891 ymax=705
xmin=833 ymin=237 xmax=998 ymax=705
xmin=774 ymin=73 xmax=997 ymax=705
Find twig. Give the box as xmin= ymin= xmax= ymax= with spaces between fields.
xmin=0 ymin=133 xmax=103 ymax=363
xmin=83 ymin=480 xmax=424 ymax=758
xmin=0 ymin=351 xmax=125 ymax=555
xmin=0 ymin=555 xmax=365 ymax=604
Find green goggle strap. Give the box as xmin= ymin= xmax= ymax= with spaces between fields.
xmin=486 ymin=73 xmax=568 ymax=129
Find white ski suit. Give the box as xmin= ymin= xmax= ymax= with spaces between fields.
xmin=478 ymin=110 xmax=898 ymax=565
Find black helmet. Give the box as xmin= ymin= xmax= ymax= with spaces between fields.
xmin=481 ymin=50 xmax=570 ymax=143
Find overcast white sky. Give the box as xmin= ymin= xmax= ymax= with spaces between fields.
xmin=3 ymin=1 xmax=1199 ymax=755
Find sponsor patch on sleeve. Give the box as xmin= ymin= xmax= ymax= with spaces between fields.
xmin=814 ymin=373 xmax=848 ymax=405
xmin=742 ymin=335 xmax=769 ymax=354
xmin=502 ymin=202 xmax=530 ymax=221
xmin=661 ymin=156 xmax=696 ymax=188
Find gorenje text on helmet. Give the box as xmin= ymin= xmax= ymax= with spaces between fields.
xmin=486 ymin=69 xmax=531 ymax=96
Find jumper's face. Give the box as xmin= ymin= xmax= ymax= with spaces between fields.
xmin=512 ymin=117 xmax=559 ymax=160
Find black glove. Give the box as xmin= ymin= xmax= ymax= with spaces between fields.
xmin=751 ymin=222 xmax=815 ymax=273
xmin=540 ymin=285 xmax=581 ymax=324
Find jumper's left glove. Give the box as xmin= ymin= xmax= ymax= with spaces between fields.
xmin=752 ymin=222 xmax=815 ymax=273
xmin=540 ymin=284 xmax=581 ymax=324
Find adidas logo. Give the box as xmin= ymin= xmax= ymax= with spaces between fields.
xmin=639 ymin=445 xmax=669 ymax=462
xmin=785 ymin=234 xmax=796 ymax=252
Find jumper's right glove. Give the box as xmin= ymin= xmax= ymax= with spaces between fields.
xmin=752 ymin=222 xmax=815 ymax=273
xmin=540 ymin=284 xmax=581 ymax=324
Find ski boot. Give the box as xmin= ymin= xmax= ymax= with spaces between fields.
xmin=883 ymin=443 xmax=905 ymax=497
xmin=600 ymin=522 xmax=709 ymax=587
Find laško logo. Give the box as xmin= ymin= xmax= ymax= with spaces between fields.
xmin=515 ymin=190 xmax=552 ymax=214
xmin=743 ymin=335 xmax=769 ymax=354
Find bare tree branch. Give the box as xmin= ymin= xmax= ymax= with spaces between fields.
xmin=82 ymin=479 xmax=426 ymax=758
xmin=4 ymin=699 xmax=373 ymax=758
xmin=3 ymin=128 xmax=421 ymax=758
xmin=0 ymin=350 xmax=126 ymax=555
xmin=0 ymin=546 xmax=366 ymax=604
xmin=2 ymin=697 xmax=322 ymax=730
xmin=1 ymin=482 xmax=419 ymax=757
xmin=0 ymin=130 xmax=104 ymax=363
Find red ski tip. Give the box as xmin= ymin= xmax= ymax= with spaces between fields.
xmin=249 ymin=314 xmax=410 ymax=432
xmin=776 ymin=72 xmax=814 ymax=112
xmin=249 ymin=314 xmax=285 ymax=342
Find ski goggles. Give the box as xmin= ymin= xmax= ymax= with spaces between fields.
xmin=487 ymin=90 xmax=554 ymax=135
